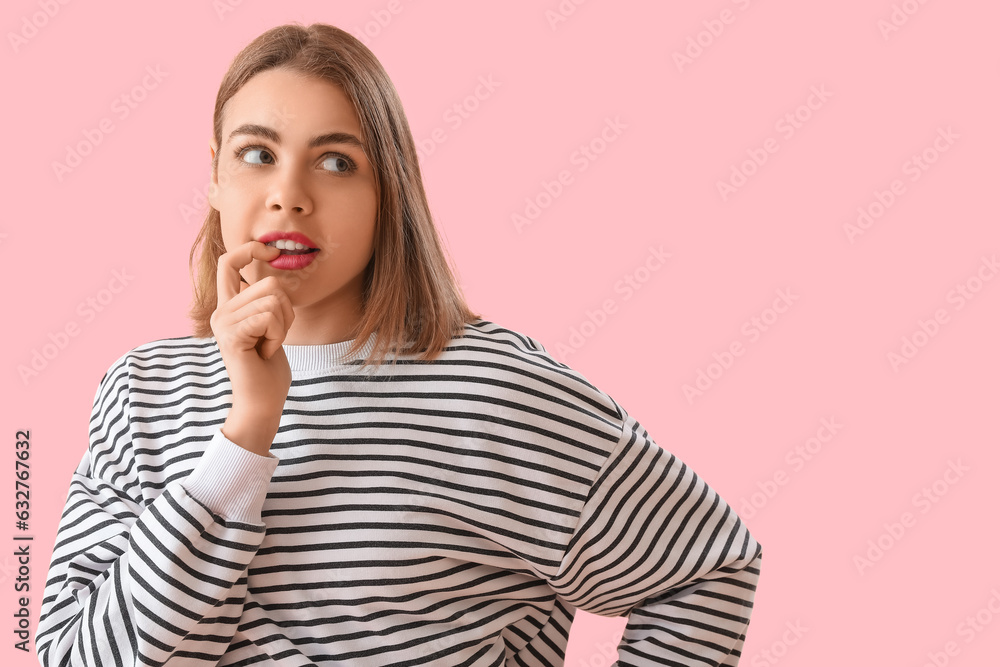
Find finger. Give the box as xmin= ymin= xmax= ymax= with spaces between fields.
xmin=274 ymin=285 xmax=295 ymax=346
xmin=249 ymin=311 xmax=287 ymax=360
xmin=231 ymin=284 xmax=294 ymax=357
xmin=232 ymin=309 xmax=286 ymax=356
xmin=230 ymin=294 xmax=287 ymax=344
xmin=239 ymin=279 xmax=294 ymax=336
xmin=217 ymin=241 xmax=280 ymax=305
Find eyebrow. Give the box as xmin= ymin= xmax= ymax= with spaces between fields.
xmin=226 ymin=123 xmax=364 ymax=150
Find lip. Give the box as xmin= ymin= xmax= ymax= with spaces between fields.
xmin=256 ymin=230 xmax=319 ymax=249
xmin=267 ymin=252 xmax=319 ymax=271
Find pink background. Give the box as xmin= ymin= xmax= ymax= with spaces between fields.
xmin=4 ymin=1 xmax=999 ymax=665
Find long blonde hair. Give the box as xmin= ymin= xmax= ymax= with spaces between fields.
xmin=188 ymin=23 xmax=480 ymax=371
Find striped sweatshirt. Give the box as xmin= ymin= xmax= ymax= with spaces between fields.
xmin=37 ymin=319 xmax=762 ymax=666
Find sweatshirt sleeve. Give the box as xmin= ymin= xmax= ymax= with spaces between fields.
xmin=548 ymin=407 xmax=763 ymax=667
xmin=35 ymin=353 xmax=280 ymax=666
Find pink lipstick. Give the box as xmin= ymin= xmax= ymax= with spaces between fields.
xmin=255 ymin=230 xmax=320 ymax=271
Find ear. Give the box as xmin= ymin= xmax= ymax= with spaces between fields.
xmin=208 ymin=136 xmax=220 ymax=208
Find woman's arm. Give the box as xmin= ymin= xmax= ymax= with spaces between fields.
xmin=548 ymin=407 xmax=763 ymax=666
xmin=35 ymin=355 xmax=279 ymax=666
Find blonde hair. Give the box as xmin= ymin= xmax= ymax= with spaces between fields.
xmin=188 ymin=22 xmax=480 ymax=372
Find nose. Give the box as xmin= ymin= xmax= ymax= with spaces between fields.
xmin=265 ymin=165 xmax=313 ymax=214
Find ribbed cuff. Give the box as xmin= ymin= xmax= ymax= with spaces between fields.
xmin=181 ymin=428 xmax=280 ymax=524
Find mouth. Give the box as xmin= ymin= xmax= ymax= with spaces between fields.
xmin=263 ymin=240 xmax=320 ymax=256
xmin=256 ymin=230 xmax=321 ymax=254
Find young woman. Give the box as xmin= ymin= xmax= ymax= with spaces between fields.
xmin=37 ymin=23 xmax=762 ymax=666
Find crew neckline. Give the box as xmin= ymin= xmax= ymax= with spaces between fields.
xmin=281 ymin=331 xmax=379 ymax=372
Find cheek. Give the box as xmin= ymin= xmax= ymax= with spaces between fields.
xmin=349 ymin=199 xmax=379 ymax=252
xmin=217 ymin=220 xmax=239 ymax=257
xmin=214 ymin=159 xmax=257 ymax=201
xmin=344 ymin=182 xmax=379 ymax=234
xmin=337 ymin=171 xmax=377 ymax=209
xmin=216 ymin=197 xmax=255 ymax=250
xmin=219 ymin=216 xmax=234 ymax=243
xmin=317 ymin=185 xmax=378 ymax=245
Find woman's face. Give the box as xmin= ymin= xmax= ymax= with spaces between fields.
xmin=208 ymin=67 xmax=378 ymax=333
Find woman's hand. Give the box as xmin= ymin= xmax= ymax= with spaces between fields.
xmin=211 ymin=240 xmax=294 ymax=455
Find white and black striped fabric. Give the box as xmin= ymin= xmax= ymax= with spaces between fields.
xmin=37 ymin=319 xmax=762 ymax=666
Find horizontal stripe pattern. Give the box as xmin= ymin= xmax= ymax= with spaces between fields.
xmin=37 ymin=319 xmax=761 ymax=665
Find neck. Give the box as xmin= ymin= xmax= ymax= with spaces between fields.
xmin=282 ymin=289 xmax=364 ymax=346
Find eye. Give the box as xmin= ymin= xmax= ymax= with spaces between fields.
xmin=234 ymin=144 xmax=274 ymax=166
xmin=322 ymin=154 xmax=357 ymax=174
xmin=231 ymin=143 xmax=358 ymax=175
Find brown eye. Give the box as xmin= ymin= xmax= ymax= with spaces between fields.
xmin=234 ymin=145 xmax=275 ymax=166
xmin=321 ymin=154 xmax=357 ymax=174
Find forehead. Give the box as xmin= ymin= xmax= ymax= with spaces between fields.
xmin=221 ymin=68 xmax=361 ymax=142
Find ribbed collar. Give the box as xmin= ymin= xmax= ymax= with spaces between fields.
xmin=281 ymin=331 xmax=379 ymax=372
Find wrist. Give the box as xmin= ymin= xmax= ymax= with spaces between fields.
xmin=223 ymin=405 xmax=282 ymax=456
xmin=182 ymin=429 xmax=279 ymax=524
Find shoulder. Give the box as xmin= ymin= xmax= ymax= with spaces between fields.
xmin=446 ymin=319 xmax=625 ymax=429
xmin=457 ymin=319 xmax=566 ymax=366
xmin=96 ymin=335 xmax=222 ymax=388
